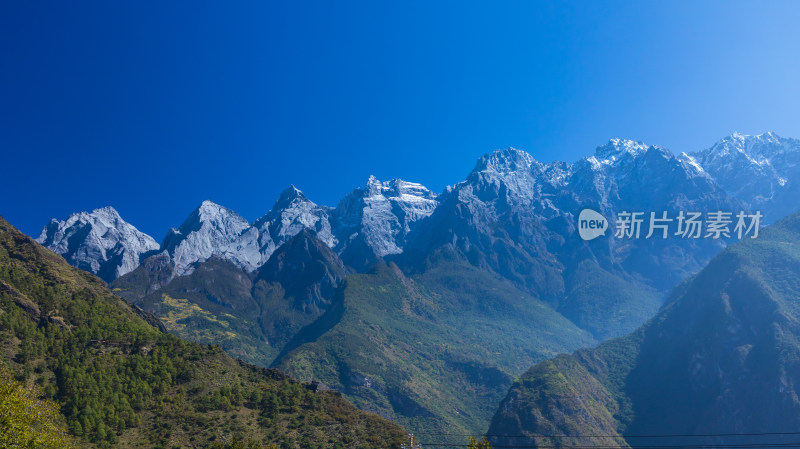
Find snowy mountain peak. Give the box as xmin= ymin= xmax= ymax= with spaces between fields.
xmin=261 ymin=186 xmax=320 ymax=223
xmin=94 ymin=205 xmax=122 ymax=218
xmin=364 ymin=175 xmax=386 ymax=195
xmin=255 ymin=185 xmax=336 ymax=252
xmin=361 ymin=177 xmax=438 ymax=201
xmin=276 ymin=185 xmax=307 ymax=203
xmin=688 ymin=132 xmax=800 ymax=216
xmin=594 ymin=139 xmax=649 ymax=163
xmin=171 ymin=200 xmax=250 ymax=238
xmin=196 ymin=199 xmax=241 ymax=220
xmin=36 ymin=206 xmax=159 ymax=282
xmin=692 ymin=132 xmax=798 ymax=173
xmin=163 ymin=201 xmax=262 ymax=275
xmin=474 ymin=148 xmax=538 ymax=174
xmin=333 ymin=176 xmax=439 ymax=263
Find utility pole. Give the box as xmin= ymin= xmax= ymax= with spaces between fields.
xmin=401 ymin=433 xmax=422 ymax=449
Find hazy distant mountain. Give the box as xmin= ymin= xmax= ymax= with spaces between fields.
xmin=487 ymin=210 xmax=800 ymax=449
xmin=688 ymin=131 xmax=800 ymax=221
xmin=400 ymin=139 xmax=742 ymax=339
xmin=36 ymin=206 xmax=158 ymax=282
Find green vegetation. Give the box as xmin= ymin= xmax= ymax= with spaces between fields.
xmin=108 ymin=221 xmax=608 ymax=438
xmin=114 ymin=257 xmax=280 ymax=367
xmin=559 ymin=259 xmax=661 ymax=340
xmin=110 ymin=231 xmax=344 ymax=369
xmin=0 ymin=365 xmax=75 ymax=449
xmin=0 ymin=217 xmax=405 ymax=448
xmin=488 ymin=211 xmax=800 ymax=448
xmin=467 ymin=436 xmax=492 ymax=449
xmin=274 ymin=260 xmax=595 ymax=435
xmin=113 ymin=241 xmax=594 ymax=436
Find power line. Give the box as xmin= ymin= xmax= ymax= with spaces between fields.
xmin=415 ymin=431 xmax=800 ymax=449
xmin=418 ymin=443 xmax=800 ymax=449
xmin=413 ymin=431 xmax=800 ymax=439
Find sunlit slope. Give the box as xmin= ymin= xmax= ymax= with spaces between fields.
xmin=0 ymin=216 xmax=405 ymax=449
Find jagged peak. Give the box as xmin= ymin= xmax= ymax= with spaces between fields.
xmin=277 ymin=185 xmax=308 ymax=202
xmin=256 ymin=185 xmax=322 ymax=228
xmin=712 ymin=131 xmax=785 ymax=147
xmin=263 ymin=185 xmax=316 ymax=217
xmin=34 ymin=205 xmax=158 ymax=281
xmin=473 ymin=147 xmax=538 ymax=174
xmin=593 ymin=139 xmax=649 ymax=163
xmin=357 ymin=176 xmax=437 ymax=200
xmin=50 ymin=206 xmax=123 ymax=225
xmin=193 ymin=200 xmax=243 ymax=218
xmin=696 ymin=131 xmax=799 ymax=164
xmin=90 ymin=205 xmax=122 ymax=218
xmin=197 ymin=199 xmax=225 ymax=210
xmin=38 ymin=206 xmax=136 ymax=238
xmin=363 ymin=175 xmax=385 ymax=195
xmin=175 ymin=200 xmax=250 ymax=237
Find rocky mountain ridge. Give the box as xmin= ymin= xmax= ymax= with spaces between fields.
xmin=36 ymin=206 xmax=159 ymax=282
xmin=38 ymin=132 xmax=799 ymax=340
xmin=39 ymin=178 xmax=439 ymax=282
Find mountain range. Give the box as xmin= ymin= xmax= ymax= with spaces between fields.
xmin=1 ymin=216 xmax=404 ymax=448
xmin=487 ymin=206 xmax=800 ymax=449
xmin=33 ymin=132 xmax=800 ymax=435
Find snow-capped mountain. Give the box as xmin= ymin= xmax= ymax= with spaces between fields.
xmin=93 ymin=179 xmax=437 ymax=284
xmin=689 ymin=132 xmax=800 ymax=220
xmin=332 ymin=176 xmax=439 ymax=268
xmin=36 ymin=206 xmax=159 ymax=282
xmin=253 ymin=185 xmax=336 ymax=257
xmin=160 ymin=200 xmax=264 ymax=275
xmin=570 ymin=140 xmax=733 ymax=217
xmin=401 ymin=141 xmax=743 ymax=339
xmin=38 ymin=132 xmax=799 ymax=340
xmin=155 ymin=180 xmax=436 ymax=277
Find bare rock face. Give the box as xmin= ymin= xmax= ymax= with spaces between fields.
xmin=98 ymin=179 xmax=437 ymax=289
xmin=253 ymin=185 xmax=337 ymax=258
xmin=36 ymin=206 xmax=159 ymax=282
xmin=160 ymin=200 xmax=264 ymax=275
xmin=332 ymin=176 xmax=439 ymax=269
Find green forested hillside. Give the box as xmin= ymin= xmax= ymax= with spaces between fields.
xmin=0 ymin=217 xmax=405 ymax=449
xmin=110 ymin=230 xmax=595 ymax=436
xmin=273 ymin=257 xmax=595 ymax=435
xmin=110 ymin=231 xmax=347 ymax=368
xmin=488 ymin=211 xmax=800 ymax=448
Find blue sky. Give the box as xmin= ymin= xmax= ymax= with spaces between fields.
xmin=2 ymin=1 xmax=799 ymax=240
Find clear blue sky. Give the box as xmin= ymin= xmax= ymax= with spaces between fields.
xmin=2 ymin=1 xmax=799 ymax=240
